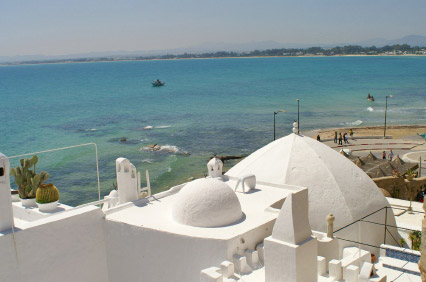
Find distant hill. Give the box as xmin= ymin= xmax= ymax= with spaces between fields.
xmin=1 ymin=35 xmax=426 ymax=63
xmin=356 ymin=35 xmax=426 ymax=47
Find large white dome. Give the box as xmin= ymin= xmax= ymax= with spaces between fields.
xmin=172 ymin=178 xmax=243 ymax=227
xmin=226 ymin=133 xmax=391 ymax=232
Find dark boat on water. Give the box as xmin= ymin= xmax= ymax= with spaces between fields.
xmin=152 ymin=79 xmax=165 ymax=87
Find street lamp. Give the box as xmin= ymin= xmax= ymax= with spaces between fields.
xmin=274 ymin=110 xmax=286 ymax=140
xmin=296 ymin=99 xmax=300 ymax=135
xmin=384 ymin=95 xmax=393 ymax=138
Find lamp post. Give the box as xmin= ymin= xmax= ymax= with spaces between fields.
xmin=274 ymin=110 xmax=286 ymax=140
xmin=384 ymin=95 xmax=393 ymax=138
xmin=296 ymin=99 xmax=300 ymax=135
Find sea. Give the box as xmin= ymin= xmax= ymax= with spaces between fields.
xmin=1 ymin=56 xmax=425 ymax=206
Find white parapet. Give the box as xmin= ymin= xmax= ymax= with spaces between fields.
xmin=116 ymin=158 xmax=139 ymax=204
xmin=358 ymin=262 xmax=373 ymax=282
xmin=245 ymin=249 xmax=260 ymax=270
xmin=346 ymin=265 xmax=360 ymax=282
xmin=233 ymin=254 xmax=252 ymax=275
xmin=329 ymin=260 xmax=343 ymax=280
xmin=220 ymin=261 xmax=234 ymax=278
xmin=0 ymin=153 xmax=13 ymax=233
xmin=200 ymin=267 xmax=223 ymax=282
xmin=317 ymin=256 xmax=326 ymax=276
xmin=256 ymin=242 xmax=265 ymax=264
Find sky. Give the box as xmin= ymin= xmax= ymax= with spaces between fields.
xmin=1 ymin=0 xmax=426 ymax=56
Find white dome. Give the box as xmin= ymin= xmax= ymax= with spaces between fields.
xmin=226 ymin=133 xmax=390 ymax=232
xmin=172 ymin=178 xmax=243 ymax=227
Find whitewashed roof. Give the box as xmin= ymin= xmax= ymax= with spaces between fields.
xmin=172 ymin=178 xmax=243 ymax=227
xmin=226 ymin=133 xmax=389 ymax=232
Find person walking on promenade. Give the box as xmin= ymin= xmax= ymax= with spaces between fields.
xmin=388 ymin=149 xmax=394 ymax=160
xmin=334 ymin=131 xmax=338 ymax=143
xmin=382 ymin=151 xmax=386 ymax=159
xmin=338 ymin=133 xmax=343 ymax=145
xmin=349 ymin=129 xmax=353 ymax=138
xmin=343 ymin=133 xmax=349 ymax=144
xmin=317 ymin=134 xmax=321 ymax=141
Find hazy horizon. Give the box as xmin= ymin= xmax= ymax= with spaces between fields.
xmin=2 ymin=0 xmax=426 ymax=57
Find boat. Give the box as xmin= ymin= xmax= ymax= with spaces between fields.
xmin=152 ymin=79 xmax=165 ymax=87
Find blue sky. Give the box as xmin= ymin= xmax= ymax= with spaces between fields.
xmin=2 ymin=0 xmax=426 ymax=56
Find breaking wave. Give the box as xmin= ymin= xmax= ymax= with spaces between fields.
xmin=155 ymin=125 xmax=172 ymax=129
xmin=341 ymin=120 xmax=363 ymax=126
xmin=140 ymin=144 xmax=181 ymax=153
xmin=140 ymin=158 xmax=154 ymax=164
xmin=366 ymin=107 xmax=374 ymax=112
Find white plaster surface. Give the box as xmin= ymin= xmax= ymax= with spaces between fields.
xmin=329 ymin=259 xmax=343 ymax=280
xmin=116 ymin=157 xmax=139 ymax=204
xmin=0 ymin=206 xmax=108 ymax=282
xmin=265 ymin=188 xmax=318 ymax=282
xmin=172 ymin=178 xmax=243 ymax=227
xmin=208 ymin=157 xmax=223 ymax=178
xmin=271 ymin=189 xmax=312 ymax=244
xmin=226 ymin=133 xmax=392 ymax=233
xmin=105 ymin=179 xmax=291 ymax=282
xmin=0 ymin=153 xmax=13 ymax=232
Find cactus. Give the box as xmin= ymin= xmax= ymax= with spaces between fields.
xmin=36 ymin=184 xmax=59 ymax=204
xmin=10 ymin=155 xmax=50 ymax=199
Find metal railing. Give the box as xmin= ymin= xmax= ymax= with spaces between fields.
xmin=333 ymin=205 xmax=424 ymax=250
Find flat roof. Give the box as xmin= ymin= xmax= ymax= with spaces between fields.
xmin=106 ymin=178 xmax=297 ymax=240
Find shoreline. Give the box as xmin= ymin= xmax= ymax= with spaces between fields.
xmin=304 ymin=124 xmax=426 ymax=140
xmin=1 ymin=53 xmax=426 ymax=67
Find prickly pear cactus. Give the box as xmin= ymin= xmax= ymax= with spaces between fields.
xmin=36 ymin=184 xmax=59 ymax=204
xmin=10 ymin=155 xmax=50 ymax=199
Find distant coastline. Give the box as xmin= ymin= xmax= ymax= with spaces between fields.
xmin=2 ymin=44 xmax=426 ymax=66
xmin=2 ymin=53 xmax=426 ymax=67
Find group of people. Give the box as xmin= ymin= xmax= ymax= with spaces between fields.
xmin=334 ymin=129 xmax=353 ymax=145
xmin=382 ymin=149 xmax=394 ymax=160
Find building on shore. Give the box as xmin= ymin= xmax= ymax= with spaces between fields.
xmin=0 ymin=134 xmax=423 ymax=281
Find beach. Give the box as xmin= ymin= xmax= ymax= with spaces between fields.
xmin=306 ymin=125 xmax=426 ymax=140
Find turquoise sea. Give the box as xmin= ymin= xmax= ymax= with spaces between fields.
xmin=1 ymin=56 xmax=425 ymax=205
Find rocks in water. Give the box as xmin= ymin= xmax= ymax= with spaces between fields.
xmin=142 ymin=144 xmax=190 ymax=155
xmin=146 ymin=144 xmax=161 ymax=151
xmin=210 ymin=155 xmax=244 ymax=163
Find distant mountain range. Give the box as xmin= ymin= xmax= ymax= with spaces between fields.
xmin=1 ymin=35 xmax=426 ymax=63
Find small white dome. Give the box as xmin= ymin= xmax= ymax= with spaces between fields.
xmin=172 ymin=178 xmax=243 ymax=227
xmin=109 ymin=190 xmax=118 ymax=198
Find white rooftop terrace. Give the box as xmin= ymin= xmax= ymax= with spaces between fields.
xmin=106 ymin=177 xmax=294 ymax=240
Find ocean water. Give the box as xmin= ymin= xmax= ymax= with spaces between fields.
xmin=1 ymin=56 xmax=425 ymax=205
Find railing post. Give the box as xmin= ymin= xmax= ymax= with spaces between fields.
xmin=384 ymin=206 xmax=388 ymax=245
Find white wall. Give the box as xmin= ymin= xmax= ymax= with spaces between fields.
xmin=0 ymin=206 xmax=109 ymax=282
xmin=104 ymin=219 xmax=273 ymax=282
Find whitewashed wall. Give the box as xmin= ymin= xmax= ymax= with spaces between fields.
xmin=104 ymin=219 xmax=273 ymax=282
xmin=0 ymin=206 xmax=109 ymax=282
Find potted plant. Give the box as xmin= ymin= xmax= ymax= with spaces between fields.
xmin=36 ymin=183 xmax=59 ymax=212
xmin=10 ymin=155 xmax=50 ymax=208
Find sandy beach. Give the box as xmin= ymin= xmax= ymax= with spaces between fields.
xmin=305 ymin=125 xmax=426 ymax=140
